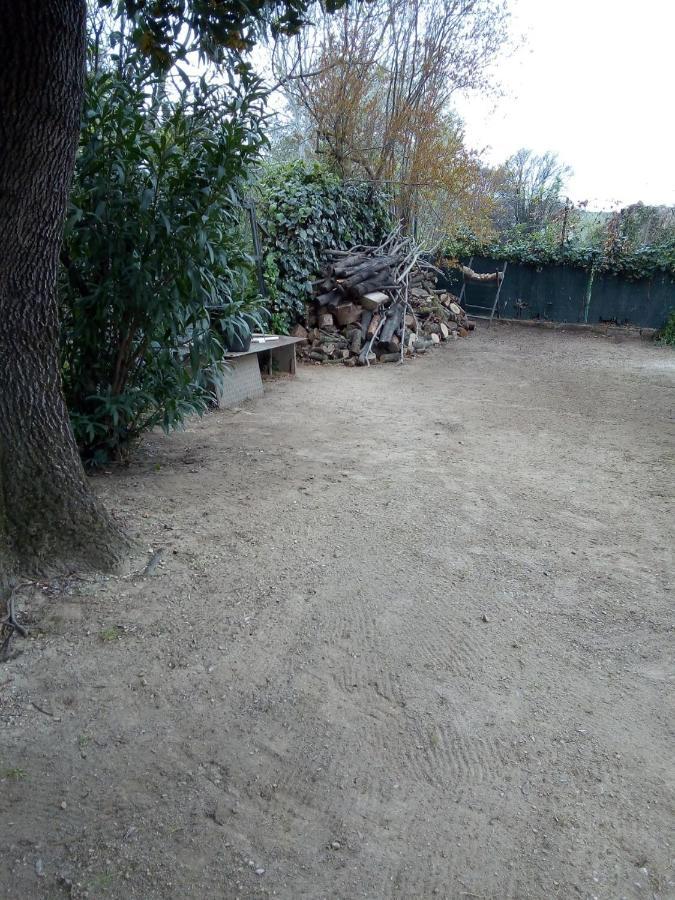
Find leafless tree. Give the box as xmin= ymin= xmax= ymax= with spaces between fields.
xmin=270 ymin=0 xmax=510 ymax=232
xmin=496 ymin=148 xmax=572 ymax=233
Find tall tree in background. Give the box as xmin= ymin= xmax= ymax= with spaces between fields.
xmin=0 ymin=0 xmax=347 ymax=580
xmin=272 ymin=0 xmax=509 ymax=237
xmin=495 ymin=148 xmax=572 ymax=234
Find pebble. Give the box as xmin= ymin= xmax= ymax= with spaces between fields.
xmin=255 ymin=868 xmax=265 ymax=876
xmin=35 ymin=859 xmax=45 ymax=877
xmin=330 ymin=841 xmax=341 ymax=850
xmin=60 ymin=801 xmax=67 ymax=810
xmin=481 ymin=614 xmax=489 ymax=623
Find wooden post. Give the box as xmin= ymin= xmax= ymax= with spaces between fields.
xmin=488 ymin=262 xmax=508 ymax=327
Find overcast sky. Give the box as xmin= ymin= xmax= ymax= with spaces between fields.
xmin=452 ymin=0 xmax=674 ymax=210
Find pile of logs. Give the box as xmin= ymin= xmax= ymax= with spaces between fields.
xmin=292 ymin=233 xmax=473 ymax=366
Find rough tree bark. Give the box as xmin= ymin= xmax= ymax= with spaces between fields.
xmin=0 ymin=0 xmax=130 ymax=578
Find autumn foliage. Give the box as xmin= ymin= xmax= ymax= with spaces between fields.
xmin=273 ymin=0 xmax=509 ymax=241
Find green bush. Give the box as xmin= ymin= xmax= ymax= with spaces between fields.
xmin=60 ymin=68 xmax=267 ymax=465
xmin=658 ymin=310 xmax=675 ymax=345
xmin=254 ymin=161 xmax=393 ymax=321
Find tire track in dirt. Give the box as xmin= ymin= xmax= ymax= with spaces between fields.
xmin=279 ymin=617 xmax=514 ymax=809
xmin=5 ymin=328 xmax=672 ymax=900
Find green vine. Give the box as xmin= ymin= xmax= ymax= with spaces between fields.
xmin=254 ymin=161 xmax=393 ymax=320
xmin=444 ymin=229 xmax=675 ymax=282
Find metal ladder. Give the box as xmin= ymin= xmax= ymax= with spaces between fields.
xmin=459 ymin=257 xmax=508 ymax=326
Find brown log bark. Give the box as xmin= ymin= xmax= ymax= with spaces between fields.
xmin=360 ymin=309 xmax=373 ymax=340
xmin=331 ymin=254 xmax=369 ymax=275
xmin=349 ymin=328 xmax=363 ymax=354
xmin=380 ymin=302 xmax=404 ymax=345
xmin=316 ymin=288 xmax=342 ymax=307
xmin=342 ymin=259 xmax=396 ymax=289
xmin=290 ymin=324 xmax=309 ymax=343
xmin=462 ymin=265 xmax=501 ymax=283
xmin=332 ymin=254 xmax=395 ymax=278
xmin=334 ymin=303 xmax=363 ymax=328
xmin=350 ymin=274 xmax=392 ymax=297
xmin=318 ymin=313 xmax=336 ymax=330
xmin=366 ymin=313 xmax=381 ymax=338
xmin=0 ymin=0 xmax=130 ymax=578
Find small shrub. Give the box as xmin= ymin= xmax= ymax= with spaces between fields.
xmin=99 ymin=626 xmax=123 ymax=642
xmin=658 ymin=309 xmax=675 ymax=345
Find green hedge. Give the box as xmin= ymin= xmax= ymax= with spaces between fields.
xmin=444 ymin=231 xmax=675 ymax=282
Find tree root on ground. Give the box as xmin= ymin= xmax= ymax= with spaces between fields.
xmin=0 ymin=589 xmax=28 ymax=661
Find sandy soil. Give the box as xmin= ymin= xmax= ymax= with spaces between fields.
xmin=1 ymin=324 xmax=673 ymax=900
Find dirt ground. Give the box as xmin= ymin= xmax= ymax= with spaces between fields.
xmin=1 ymin=324 xmax=673 ymax=900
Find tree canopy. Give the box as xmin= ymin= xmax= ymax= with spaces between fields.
xmin=495 ymin=148 xmax=572 ymax=234
xmin=100 ymin=0 xmax=352 ymax=68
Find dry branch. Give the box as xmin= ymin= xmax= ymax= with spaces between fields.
xmin=299 ymin=226 xmax=471 ymax=369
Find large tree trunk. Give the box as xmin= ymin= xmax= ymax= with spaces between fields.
xmin=0 ymin=0 xmax=130 ymax=578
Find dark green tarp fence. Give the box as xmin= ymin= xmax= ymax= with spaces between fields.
xmin=438 ymin=257 xmax=674 ymax=329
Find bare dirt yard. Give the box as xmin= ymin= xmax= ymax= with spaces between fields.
xmin=1 ymin=324 xmax=673 ymax=900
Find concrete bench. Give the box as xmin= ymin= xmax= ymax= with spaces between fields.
xmin=216 ymin=334 xmax=303 ymax=409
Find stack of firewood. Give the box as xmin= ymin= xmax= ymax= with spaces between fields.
xmin=291 ymin=234 xmax=473 ymax=366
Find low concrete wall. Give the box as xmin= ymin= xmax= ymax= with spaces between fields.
xmin=490 ymin=317 xmax=657 ymax=342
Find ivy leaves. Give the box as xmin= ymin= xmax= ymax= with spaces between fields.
xmin=254 ymin=161 xmax=392 ymax=319
xmin=445 ymin=230 xmax=675 ymax=282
